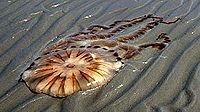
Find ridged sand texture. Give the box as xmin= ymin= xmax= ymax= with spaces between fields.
xmin=0 ymin=0 xmax=200 ymax=112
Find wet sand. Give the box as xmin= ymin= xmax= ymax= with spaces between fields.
xmin=0 ymin=0 xmax=200 ymax=112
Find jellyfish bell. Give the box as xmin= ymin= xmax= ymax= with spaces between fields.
xmin=22 ymin=44 xmax=124 ymax=97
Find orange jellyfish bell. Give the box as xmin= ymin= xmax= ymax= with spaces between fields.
xmin=22 ymin=42 xmax=123 ymax=97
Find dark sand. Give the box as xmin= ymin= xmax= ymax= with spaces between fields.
xmin=0 ymin=0 xmax=200 ymax=112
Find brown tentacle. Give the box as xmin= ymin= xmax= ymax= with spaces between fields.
xmin=121 ymin=42 xmax=166 ymax=60
xmin=69 ymin=16 xmax=180 ymax=38
xmin=68 ymin=14 xmax=153 ymax=39
xmin=118 ymin=45 xmax=141 ymax=59
xmin=116 ymin=17 xmax=180 ymax=43
xmin=66 ymin=15 xmax=179 ymax=45
xmin=70 ymin=34 xmax=114 ymax=41
xmin=138 ymin=42 xmax=166 ymax=50
xmin=121 ymin=33 xmax=171 ymax=59
xmin=156 ymin=33 xmax=171 ymax=43
xmin=69 ymin=14 xmax=159 ymax=41
xmin=87 ymin=14 xmax=153 ymax=34
xmin=116 ymin=19 xmax=161 ymax=43
xmin=160 ymin=17 xmax=181 ymax=24
xmin=138 ymin=33 xmax=171 ymax=50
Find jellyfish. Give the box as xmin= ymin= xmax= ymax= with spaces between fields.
xmin=21 ymin=14 xmax=180 ymax=97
